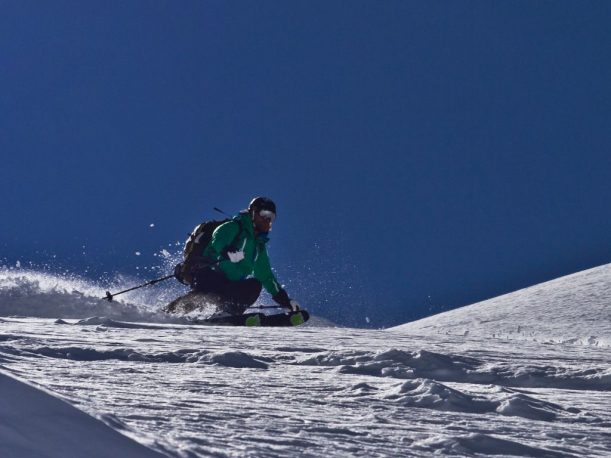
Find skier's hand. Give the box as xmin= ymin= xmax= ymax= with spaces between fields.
xmin=174 ymin=263 xmax=187 ymax=285
xmin=273 ymin=290 xmax=300 ymax=311
xmin=227 ymin=251 xmax=245 ymax=263
xmin=272 ymin=289 xmax=291 ymax=308
xmin=289 ymin=299 xmax=301 ymax=312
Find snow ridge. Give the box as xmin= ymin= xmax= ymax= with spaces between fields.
xmin=297 ymin=348 xmax=611 ymax=391
xmin=392 ymin=263 xmax=611 ymax=347
xmin=0 ymin=370 xmax=165 ymax=458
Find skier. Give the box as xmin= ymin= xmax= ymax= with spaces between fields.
xmin=168 ymin=197 xmax=300 ymax=316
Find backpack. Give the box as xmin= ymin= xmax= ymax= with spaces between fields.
xmin=179 ymin=218 xmax=243 ymax=285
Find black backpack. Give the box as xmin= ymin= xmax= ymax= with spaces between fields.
xmin=179 ymin=218 xmax=243 ymax=285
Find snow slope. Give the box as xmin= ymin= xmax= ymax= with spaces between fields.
xmin=0 ymin=263 xmax=610 ymax=457
xmin=392 ymin=263 xmax=611 ymax=347
xmin=0 ymin=369 xmax=165 ymax=458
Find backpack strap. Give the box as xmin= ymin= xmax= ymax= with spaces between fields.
xmin=223 ymin=217 xmax=245 ymax=253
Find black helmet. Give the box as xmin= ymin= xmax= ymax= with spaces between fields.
xmin=248 ymin=196 xmax=276 ymax=215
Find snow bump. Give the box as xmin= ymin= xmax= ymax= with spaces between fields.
xmin=203 ymin=351 xmax=269 ymax=369
xmin=415 ymin=433 xmax=570 ymax=457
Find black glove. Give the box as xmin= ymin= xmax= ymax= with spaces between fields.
xmin=272 ymin=289 xmax=290 ymax=308
xmin=272 ymin=289 xmax=300 ymax=311
xmin=174 ymin=263 xmax=187 ymax=285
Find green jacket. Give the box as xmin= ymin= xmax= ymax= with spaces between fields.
xmin=202 ymin=212 xmax=282 ymax=296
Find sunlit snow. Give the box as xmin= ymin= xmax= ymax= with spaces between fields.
xmin=1 ymin=264 xmax=610 ymax=457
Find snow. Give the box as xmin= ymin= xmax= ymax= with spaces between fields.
xmin=0 ymin=370 xmax=164 ymax=458
xmin=1 ymin=263 xmax=610 ymax=457
xmin=391 ymin=263 xmax=611 ymax=347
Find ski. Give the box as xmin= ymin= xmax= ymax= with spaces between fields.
xmin=191 ymin=310 xmax=309 ymax=327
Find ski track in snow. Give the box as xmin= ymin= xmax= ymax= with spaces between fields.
xmin=0 ymin=265 xmax=610 ymax=457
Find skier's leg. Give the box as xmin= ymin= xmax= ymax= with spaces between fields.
xmin=220 ymin=278 xmax=263 ymax=315
xmin=191 ymin=268 xmax=262 ymax=315
xmin=164 ymin=290 xmax=211 ymax=314
xmin=192 ymin=268 xmax=226 ymax=293
xmin=164 ymin=269 xmax=227 ymax=314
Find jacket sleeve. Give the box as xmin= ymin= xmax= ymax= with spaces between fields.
xmin=253 ymin=245 xmax=282 ymax=296
xmin=202 ymin=221 xmax=241 ymax=261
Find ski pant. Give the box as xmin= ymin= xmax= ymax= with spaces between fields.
xmin=192 ymin=268 xmax=262 ymax=315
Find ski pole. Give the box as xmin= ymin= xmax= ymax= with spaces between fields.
xmin=103 ymin=258 xmax=224 ymax=302
xmin=103 ymin=209 xmax=233 ymax=303
xmin=103 ymin=274 xmax=174 ymax=302
xmin=248 ymin=305 xmax=289 ymax=310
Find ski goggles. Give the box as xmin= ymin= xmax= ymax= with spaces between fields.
xmin=259 ymin=209 xmax=276 ymax=223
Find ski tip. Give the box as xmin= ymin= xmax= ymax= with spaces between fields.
xmin=291 ymin=310 xmax=310 ymax=326
xmin=245 ymin=314 xmax=262 ymax=327
xmin=290 ymin=312 xmax=305 ymax=326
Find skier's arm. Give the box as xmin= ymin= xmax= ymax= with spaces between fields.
xmin=253 ymin=246 xmax=282 ymax=296
xmin=254 ymin=245 xmax=301 ymax=311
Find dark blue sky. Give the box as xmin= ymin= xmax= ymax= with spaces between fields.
xmin=2 ymin=1 xmax=610 ymax=327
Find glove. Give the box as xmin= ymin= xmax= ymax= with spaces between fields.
xmin=174 ymin=263 xmax=186 ymax=284
xmin=289 ymin=299 xmax=301 ymax=312
xmin=273 ymin=289 xmax=300 ymax=311
xmin=227 ymin=251 xmax=245 ymax=263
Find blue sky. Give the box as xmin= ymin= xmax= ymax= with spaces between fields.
xmin=2 ymin=1 xmax=610 ymax=327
